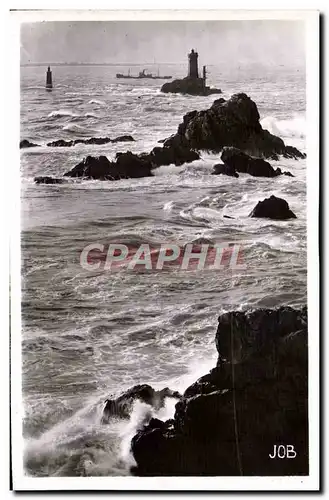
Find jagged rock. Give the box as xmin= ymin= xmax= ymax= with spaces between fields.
xmin=163 ymin=93 xmax=305 ymax=160
xmin=34 ymin=176 xmax=65 ymax=184
xmin=249 ymin=195 xmax=297 ymax=220
xmin=212 ymin=163 xmax=239 ymax=178
xmin=47 ymin=139 xmax=75 ymax=147
xmin=63 ymin=152 xmax=154 ymax=180
xmin=214 ymin=306 xmax=307 ymax=365
xmin=111 ymin=135 xmax=135 ymax=143
xmin=220 ymin=147 xmax=294 ymax=178
xmin=147 ymin=144 xmax=200 ymax=167
xmin=131 ymin=306 xmax=308 ymax=476
xmin=161 ymin=77 xmax=222 ymax=96
xmin=114 ymin=151 xmax=155 ymax=178
xmin=20 ymin=139 xmax=39 ymax=148
xmin=47 ymin=135 xmax=135 ymax=148
xmin=102 ymin=384 xmax=181 ymax=423
xmin=63 ymin=143 xmax=199 ymax=180
xmin=64 ymin=155 xmax=112 ymax=179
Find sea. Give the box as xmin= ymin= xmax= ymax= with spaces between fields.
xmin=20 ymin=62 xmax=307 ymax=476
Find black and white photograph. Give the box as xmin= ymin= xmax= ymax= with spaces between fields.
xmin=10 ymin=8 xmax=319 ymax=491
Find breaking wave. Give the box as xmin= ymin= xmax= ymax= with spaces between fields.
xmin=261 ymin=115 xmax=306 ymax=139
xmin=48 ymin=110 xmax=79 ymax=118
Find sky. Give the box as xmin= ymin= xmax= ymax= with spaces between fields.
xmin=20 ymin=20 xmax=305 ymax=67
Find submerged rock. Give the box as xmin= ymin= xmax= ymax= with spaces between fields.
xmin=20 ymin=139 xmax=39 ymax=148
xmin=164 ymin=93 xmax=305 ymax=160
xmin=46 ymin=135 xmax=135 ymax=148
xmin=131 ymin=306 xmax=308 ymax=476
xmin=161 ymin=77 xmax=222 ymax=96
xmin=249 ymin=195 xmax=297 ymax=220
xmin=220 ymin=147 xmax=293 ymax=178
xmin=34 ymin=176 xmax=65 ymax=184
xmin=102 ymin=384 xmax=181 ymax=423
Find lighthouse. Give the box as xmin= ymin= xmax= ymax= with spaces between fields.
xmin=46 ymin=66 xmax=53 ymax=90
xmin=188 ymin=49 xmax=199 ymax=78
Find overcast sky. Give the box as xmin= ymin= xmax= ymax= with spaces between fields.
xmin=21 ymin=20 xmax=305 ymax=66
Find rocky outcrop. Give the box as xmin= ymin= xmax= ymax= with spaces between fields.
xmin=20 ymin=139 xmax=39 ymax=148
xmin=219 ymin=147 xmax=294 ymax=178
xmin=161 ymin=77 xmax=222 ymax=96
xmin=145 ymin=144 xmax=199 ymax=167
xmin=102 ymin=384 xmax=181 ymax=423
xmin=131 ymin=306 xmax=308 ymax=476
xmin=64 ymin=153 xmax=154 ymax=180
xmin=21 ymin=136 xmax=135 ymax=149
xmin=164 ymin=93 xmax=305 ymax=160
xmin=34 ymin=176 xmax=65 ymax=184
xmin=212 ymin=162 xmax=239 ymax=178
xmin=63 ymin=143 xmax=200 ymax=180
xmin=46 ymin=135 xmax=135 ymax=147
xmin=249 ymin=195 xmax=297 ymax=220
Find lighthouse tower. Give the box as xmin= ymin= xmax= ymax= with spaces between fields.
xmin=46 ymin=66 xmax=53 ymax=90
xmin=188 ymin=49 xmax=199 ymax=79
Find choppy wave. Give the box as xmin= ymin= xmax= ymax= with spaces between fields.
xmin=62 ymin=123 xmax=92 ymax=134
xmin=21 ymin=63 xmax=307 ymax=478
xmin=48 ymin=110 xmax=79 ymax=118
xmin=88 ymin=99 xmax=106 ymax=106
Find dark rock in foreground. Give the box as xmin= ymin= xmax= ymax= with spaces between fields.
xmin=249 ymin=195 xmax=297 ymax=220
xmin=34 ymin=176 xmax=65 ymax=184
xmin=131 ymin=306 xmax=308 ymax=476
xmin=220 ymin=147 xmax=294 ymax=178
xmin=102 ymin=384 xmax=181 ymax=423
xmin=46 ymin=135 xmax=135 ymax=148
xmin=161 ymin=77 xmax=222 ymax=96
xmin=20 ymin=139 xmax=39 ymax=148
xmin=164 ymin=93 xmax=305 ymax=160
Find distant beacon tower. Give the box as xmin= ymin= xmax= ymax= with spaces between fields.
xmin=188 ymin=49 xmax=199 ymax=78
xmin=46 ymin=66 xmax=53 ymax=89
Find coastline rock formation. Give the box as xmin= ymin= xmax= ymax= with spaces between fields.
xmin=63 ymin=143 xmax=200 ymax=180
xmin=249 ymin=195 xmax=297 ymax=220
xmin=131 ymin=306 xmax=308 ymax=476
xmin=21 ymin=135 xmax=135 ymax=149
xmin=34 ymin=176 xmax=65 ymax=184
xmin=20 ymin=139 xmax=39 ymax=149
xmin=64 ymin=153 xmax=154 ymax=180
xmin=212 ymin=162 xmax=239 ymax=178
xmin=214 ymin=146 xmax=294 ymax=178
xmin=102 ymin=385 xmax=181 ymax=423
xmin=46 ymin=135 xmax=135 ymax=147
xmin=164 ymin=93 xmax=305 ymax=160
xmin=161 ymin=77 xmax=222 ymax=96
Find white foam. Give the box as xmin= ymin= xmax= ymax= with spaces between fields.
xmin=261 ymin=115 xmax=306 ymax=139
xmin=48 ymin=109 xmax=79 ymax=118
xmin=88 ymin=99 xmax=106 ymax=106
xmin=153 ymin=164 xmax=185 ymax=176
xmin=163 ymin=200 xmax=174 ymax=213
xmin=62 ymin=123 xmax=87 ymax=133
